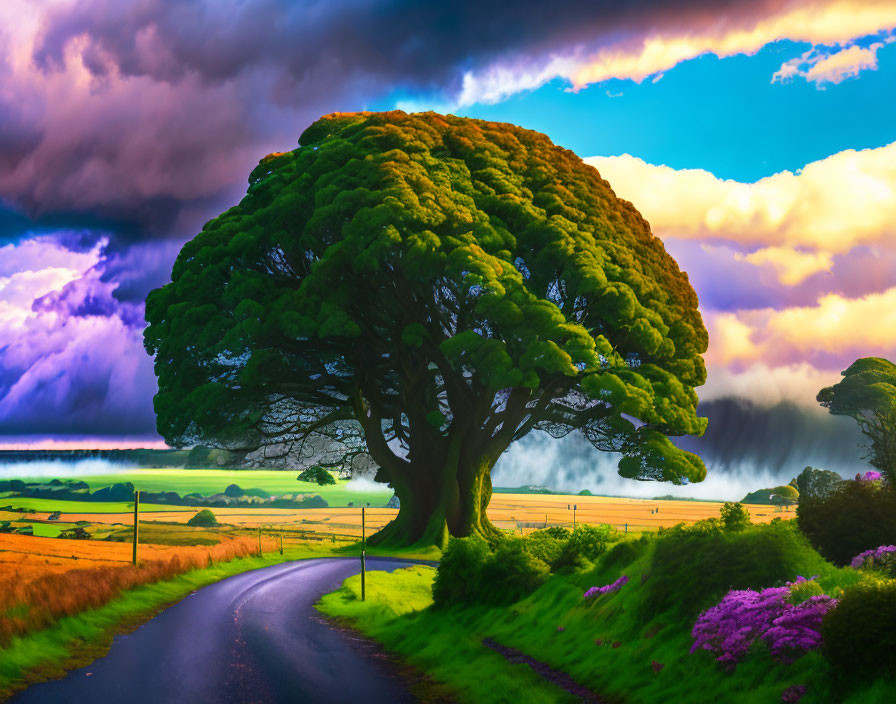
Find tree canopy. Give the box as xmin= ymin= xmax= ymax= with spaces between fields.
xmin=794 ymin=466 xmax=843 ymax=500
xmin=818 ymin=357 xmax=896 ymax=483
xmin=145 ymin=111 xmax=708 ymax=546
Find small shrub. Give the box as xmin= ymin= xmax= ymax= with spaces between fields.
xmin=720 ymin=502 xmax=751 ymax=532
xmin=822 ymin=579 xmax=896 ymax=682
xmin=787 ymin=576 xmax=824 ymax=605
xmin=478 ymin=539 xmax=550 ymax=604
xmin=644 ymin=521 xmax=827 ymax=618
xmin=600 ymin=539 xmax=645 ymax=570
xmin=187 ymin=509 xmax=219 ymax=527
xmin=553 ymin=524 xmax=614 ymax=571
xmin=524 ymin=529 xmax=567 ymax=566
xmin=432 ymin=537 xmax=490 ymax=607
xmin=224 ymin=484 xmax=245 ymax=497
xmin=797 ymin=480 xmax=896 ymax=565
xmin=297 ymin=466 xmax=337 ymax=486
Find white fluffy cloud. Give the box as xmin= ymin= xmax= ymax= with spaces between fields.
xmin=773 ymin=33 xmax=894 ymax=86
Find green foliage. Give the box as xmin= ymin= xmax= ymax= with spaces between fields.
xmin=644 ymin=521 xmax=830 ymax=619
xmin=91 ymin=482 xmax=136 ymax=502
xmin=599 ymin=538 xmax=646 ymax=570
xmin=720 ymin=502 xmax=751 ymax=532
xmin=822 ymin=579 xmax=896 ymax=682
xmin=521 ymin=528 xmax=567 ymax=566
xmin=433 ymin=536 xmax=550 ymax=607
xmin=553 ymin=523 xmax=614 ymax=570
xmin=432 ymin=537 xmax=491 ymax=607
xmin=145 ymin=111 xmax=709 ymax=545
xmin=795 ymin=467 xmax=844 ymax=500
xmin=479 ymin=540 xmax=551 ymax=605
xmin=320 ymin=528 xmax=893 ymax=704
xmin=296 ymin=466 xmax=337 ymax=486
xmin=797 ymin=480 xmax=896 ymax=565
xmin=741 ymin=485 xmax=799 ymax=505
xmin=818 ymin=357 xmax=896 ymax=482
xmin=578 ymin=489 xmax=593 ymax=496
xmin=186 ymin=509 xmax=219 ymax=527
xmin=788 ymin=578 xmax=825 ymax=605
xmin=224 ymin=483 xmax=244 ymax=497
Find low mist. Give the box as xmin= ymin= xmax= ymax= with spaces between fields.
xmin=492 ymin=398 xmax=871 ymax=500
xmin=0 ymin=459 xmax=128 ymax=479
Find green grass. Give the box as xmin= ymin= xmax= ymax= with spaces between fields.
xmin=0 ymin=497 xmax=190 ymax=514
xmin=318 ymin=567 xmax=579 ymax=704
xmin=0 ymin=541 xmax=353 ymax=700
xmin=318 ymin=525 xmax=896 ymax=704
xmin=10 ymin=469 xmax=392 ymax=508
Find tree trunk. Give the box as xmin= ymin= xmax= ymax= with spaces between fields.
xmin=368 ymin=440 xmax=504 ymax=548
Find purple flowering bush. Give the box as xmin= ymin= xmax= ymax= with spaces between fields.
xmin=583 ymin=575 xmax=629 ymax=599
xmin=850 ymin=544 xmax=896 ymax=575
xmin=691 ymin=578 xmax=838 ymax=667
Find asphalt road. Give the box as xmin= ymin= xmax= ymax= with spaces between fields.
xmin=13 ymin=557 xmax=428 ymax=704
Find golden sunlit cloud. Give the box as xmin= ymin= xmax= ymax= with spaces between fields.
xmin=586 ymin=141 xmax=896 ymax=256
xmin=734 ymin=246 xmax=834 ymax=285
xmin=706 ymin=287 xmax=896 ymax=369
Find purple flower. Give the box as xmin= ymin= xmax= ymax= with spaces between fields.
xmin=850 ymin=544 xmax=896 ymax=569
xmin=584 ymin=575 xmax=629 ymax=599
xmin=691 ymin=587 xmax=837 ymax=666
xmin=781 ymin=685 xmax=807 ymax=703
xmin=858 ymin=471 xmax=882 ymax=482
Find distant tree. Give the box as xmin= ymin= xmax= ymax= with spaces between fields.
xmin=297 ymin=466 xmax=337 ymax=486
xmin=224 ymin=484 xmax=245 ymax=497
xmin=145 ymin=111 xmax=708 ymax=547
xmin=794 ymin=466 xmax=843 ymax=500
xmin=187 ymin=509 xmax=219 ymax=527
xmin=720 ymin=502 xmax=751 ymax=531
xmin=818 ymin=357 xmax=896 ymax=483
xmin=769 ymin=485 xmax=799 ymax=507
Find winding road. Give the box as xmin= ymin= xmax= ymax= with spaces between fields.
xmin=13 ymin=557 xmax=430 ymax=704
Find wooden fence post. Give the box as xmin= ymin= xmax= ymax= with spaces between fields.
xmin=132 ymin=490 xmax=140 ymax=565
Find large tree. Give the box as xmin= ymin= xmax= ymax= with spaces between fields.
xmin=818 ymin=357 xmax=896 ymax=483
xmin=145 ymin=111 xmax=708 ymax=547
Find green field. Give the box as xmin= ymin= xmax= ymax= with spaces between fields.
xmin=8 ymin=469 xmax=393 ymax=508
xmin=0 ymin=497 xmax=191 ymax=514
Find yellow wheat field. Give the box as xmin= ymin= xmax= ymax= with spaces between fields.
xmin=4 ymin=493 xmax=792 ymax=538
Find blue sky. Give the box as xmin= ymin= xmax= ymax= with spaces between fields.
xmin=445 ymin=40 xmax=896 ymax=181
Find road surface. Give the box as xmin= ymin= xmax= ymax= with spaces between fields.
xmin=13 ymin=557 xmax=429 ymax=704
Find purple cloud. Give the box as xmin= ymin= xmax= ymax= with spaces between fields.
xmin=0 ymin=236 xmax=158 ymax=436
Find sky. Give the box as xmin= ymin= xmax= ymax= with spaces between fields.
xmin=1 ymin=1 xmax=895 ymax=483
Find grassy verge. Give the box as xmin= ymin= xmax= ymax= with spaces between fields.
xmin=318 ymin=567 xmax=580 ymax=704
xmin=318 ymin=525 xmax=896 ymax=704
xmin=0 ymin=541 xmax=350 ymax=701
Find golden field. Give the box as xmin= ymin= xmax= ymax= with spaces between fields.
xmin=2 ymin=493 xmax=792 ymax=539
xmin=0 ymin=531 xmax=277 ymax=645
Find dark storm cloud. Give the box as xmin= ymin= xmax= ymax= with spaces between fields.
xmin=0 ymin=0 xmax=786 ymax=240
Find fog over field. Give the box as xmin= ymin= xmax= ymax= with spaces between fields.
xmin=0 ymin=459 xmax=128 ymax=479
xmin=493 ymin=398 xmax=871 ymax=500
